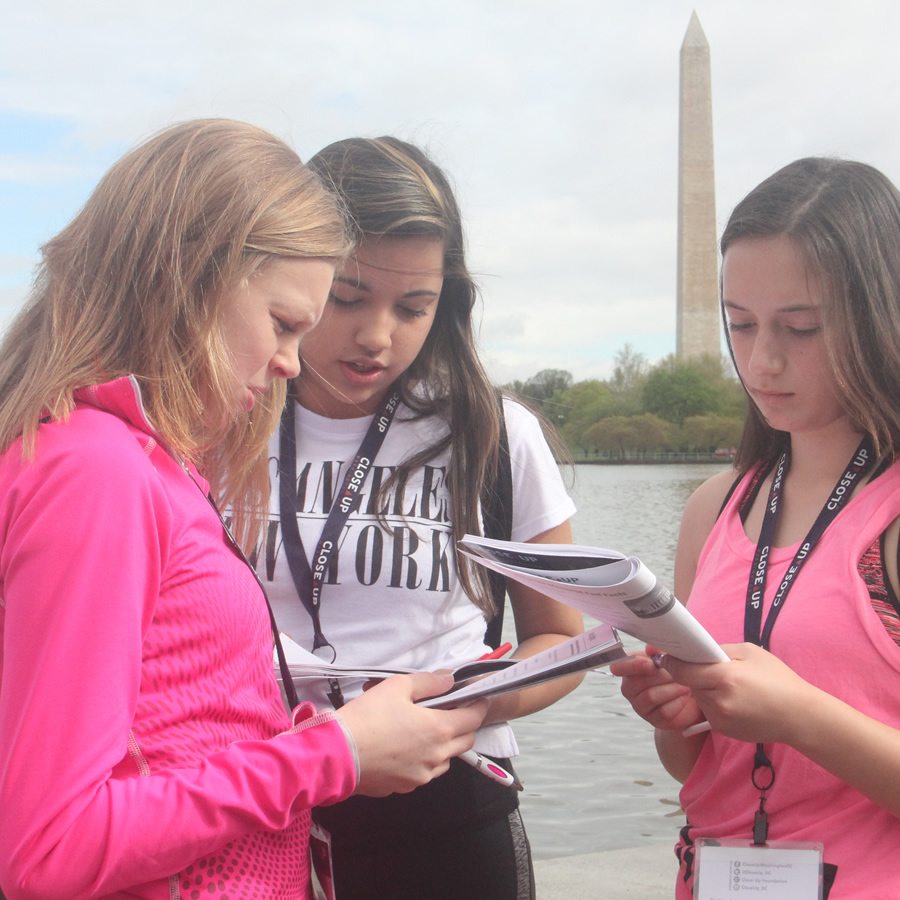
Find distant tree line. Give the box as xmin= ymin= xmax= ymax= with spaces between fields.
xmin=504 ymin=345 xmax=747 ymax=461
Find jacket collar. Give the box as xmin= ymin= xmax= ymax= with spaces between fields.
xmin=71 ymin=376 xmax=209 ymax=489
xmin=73 ymin=375 xmax=158 ymax=437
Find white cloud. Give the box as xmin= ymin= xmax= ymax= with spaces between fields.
xmin=1 ymin=0 xmax=898 ymax=381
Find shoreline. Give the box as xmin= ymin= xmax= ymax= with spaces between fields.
xmin=534 ymin=844 xmax=676 ymax=898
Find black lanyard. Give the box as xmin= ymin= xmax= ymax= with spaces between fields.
xmin=743 ymin=436 xmax=875 ymax=844
xmin=278 ymin=388 xmax=401 ymax=702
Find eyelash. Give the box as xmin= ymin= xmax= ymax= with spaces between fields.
xmin=273 ymin=316 xmax=299 ymax=336
xmin=329 ymin=294 xmax=429 ymax=319
xmin=726 ymin=322 xmax=821 ymax=338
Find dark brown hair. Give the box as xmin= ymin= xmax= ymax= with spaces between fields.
xmin=307 ymin=136 xmax=509 ymax=616
xmin=721 ymin=157 xmax=900 ymax=471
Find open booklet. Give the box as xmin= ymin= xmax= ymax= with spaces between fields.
xmin=457 ymin=534 xmax=729 ymax=665
xmin=276 ymin=624 xmax=628 ymax=709
xmin=274 ymin=537 xmax=726 ymax=710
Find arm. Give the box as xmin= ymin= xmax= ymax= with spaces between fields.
xmin=609 ymin=649 xmax=707 ymax=783
xmin=338 ymin=672 xmax=488 ymax=795
xmin=482 ymin=519 xmax=586 ymax=725
xmin=663 ymin=640 xmax=900 ymax=818
xmin=476 ymin=400 xmax=584 ymax=725
xmin=0 ymin=423 xmax=485 ymax=898
xmin=611 ymin=469 xmax=739 ymax=782
xmin=0 ymin=426 xmax=360 ymax=898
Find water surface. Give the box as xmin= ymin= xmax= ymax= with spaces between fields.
xmin=508 ymin=463 xmax=728 ymax=860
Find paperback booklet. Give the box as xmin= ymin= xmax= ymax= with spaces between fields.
xmin=276 ymin=624 xmax=628 ymax=710
xmin=457 ymin=534 xmax=728 ymax=665
xmin=274 ymin=537 xmax=725 ymax=710
xmin=417 ymin=623 xmax=627 ymax=709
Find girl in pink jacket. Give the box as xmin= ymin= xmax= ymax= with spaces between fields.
xmin=0 ymin=118 xmax=485 ymax=900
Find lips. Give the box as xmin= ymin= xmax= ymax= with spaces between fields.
xmin=753 ymin=388 xmax=792 ymax=399
xmin=340 ymin=359 xmax=387 ymax=385
xmin=345 ymin=360 xmax=384 ymax=374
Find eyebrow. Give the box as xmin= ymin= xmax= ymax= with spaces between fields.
xmin=723 ymin=300 xmax=819 ymax=314
xmin=333 ymin=275 xmax=440 ymax=300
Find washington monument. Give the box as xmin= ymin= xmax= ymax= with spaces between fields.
xmin=676 ymin=12 xmax=719 ymax=360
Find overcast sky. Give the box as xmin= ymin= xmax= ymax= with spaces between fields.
xmin=1 ymin=1 xmax=897 ymax=383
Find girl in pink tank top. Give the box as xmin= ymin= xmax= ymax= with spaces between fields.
xmin=612 ymin=157 xmax=900 ymax=898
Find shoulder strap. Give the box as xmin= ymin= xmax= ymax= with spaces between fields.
xmin=716 ymin=472 xmax=743 ymax=521
xmin=482 ymin=394 xmax=513 ymax=649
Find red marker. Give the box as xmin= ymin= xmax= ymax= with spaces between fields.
xmin=477 ymin=642 xmax=513 ymax=661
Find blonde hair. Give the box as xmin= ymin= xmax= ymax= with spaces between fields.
xmin=0 ymin=118 xmax=352 ymax=547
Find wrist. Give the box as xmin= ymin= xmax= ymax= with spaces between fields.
xmin=332 ymin=712 xmax=361 ymax=788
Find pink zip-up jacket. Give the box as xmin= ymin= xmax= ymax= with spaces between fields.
xmin=0 ymin=377 xmax=357 ymax=899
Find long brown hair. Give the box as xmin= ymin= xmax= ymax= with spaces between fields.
xmin=306 ymin=136 xmax=511 ymax=616
xmin=721 ymin=157 xmax=900 ymax=472
xmin=0 ymin=118 xmax=351 ymax=548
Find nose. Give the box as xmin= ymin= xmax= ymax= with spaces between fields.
xmin=355 ymin=308 xmax=393 ymax=354
xmin=746 ymin=329 xmax=785 ymax=377
xmin=271 ymin=337 xmax=302 ymax=380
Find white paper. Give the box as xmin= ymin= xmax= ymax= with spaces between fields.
xmin=274 ymin=632 xmax=515 ymax=686
xmin=458 ymin=535 xmax=728 ymax=664
xmin=696 ymin=840 xmax=823 ymax=899
xmin=417 ymin=622 xmax=627 ymax=708
xmin=275 ymin=626 xmax=626 ymax=708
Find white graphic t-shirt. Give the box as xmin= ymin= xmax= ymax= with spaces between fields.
xmin=261 ymin=397 xmax=576 ymax=756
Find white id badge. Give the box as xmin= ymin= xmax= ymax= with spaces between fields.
xmin=695 ymin=839 xmax=824 ymax=899
xmin=309 ymin=821 xmax=336 ymax=900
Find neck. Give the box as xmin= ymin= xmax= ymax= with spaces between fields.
xmin=787 ymin=421 xmax=868 ymax=483
xmin=293 ymin=377 xmax=382 ymax=420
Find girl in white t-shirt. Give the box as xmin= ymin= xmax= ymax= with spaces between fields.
xmin=264 ymin=136 xmax=584 ymax=899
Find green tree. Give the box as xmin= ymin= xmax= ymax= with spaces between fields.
xmin=609 ymin=344 xmax=649 ymax=416
xmin=583 ymin=413 xmax=674 ymax=459
xmin=628 ymin=413 xmax=674 ymax=453
xmin=524 ymin=368 xmax=572 ymax=399
xmin=515 ymin=368 xmax=573 ymax=420
xmin=641 ymin=356 xmax=723 ymax=424
xmin=583 ymin=416 xmax=635 ymax=459
xmin=679 ymin=414 xmax=743 ymax=450
xmin=557 ymin=379 xmax=615 ymax=448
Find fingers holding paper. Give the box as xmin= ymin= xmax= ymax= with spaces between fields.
xmin=336 ymin=671 xmax=488 ymax=798
xmin=660 ymin=642 xmax=819 ymax=745
xmin=610 ymin=647 xmax=706 ymax=734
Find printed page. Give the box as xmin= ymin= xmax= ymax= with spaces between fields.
xmin=459 ymin=535 xmax=728 ymax=664
xmin=418 ymin=623 xmax=627 ymax=709
xmin=275 ymin=633 xmax=515 ymax=685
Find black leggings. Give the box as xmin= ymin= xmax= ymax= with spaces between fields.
xmin=313 ymin=757 xmax=535 ymax=900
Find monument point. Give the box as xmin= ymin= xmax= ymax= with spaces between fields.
xmin=676 ymin=11 xmax=719 ymax=360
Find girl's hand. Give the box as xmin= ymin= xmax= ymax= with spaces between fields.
xmin=662 ymin=642 xmax=817 ymax=744
xmin=610 ymin=647 xmax=705 ymax=733
xmin=337 ymin=671 xmax=488 ymax=797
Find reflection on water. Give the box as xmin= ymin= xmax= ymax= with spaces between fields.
xmin=508 ymin=463 xmax=728 ymax=860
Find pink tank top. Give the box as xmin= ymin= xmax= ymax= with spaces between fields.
xmin=676 ymin=460 xmax=900 ymax=899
